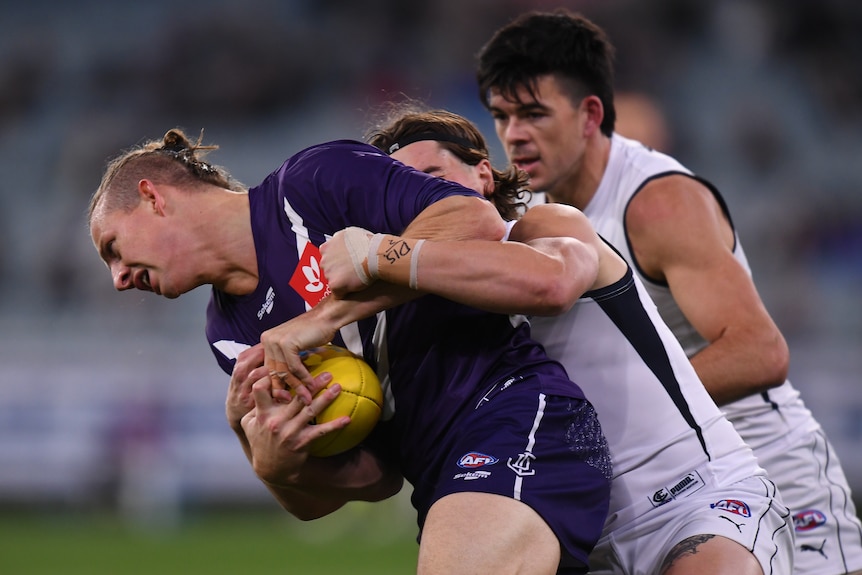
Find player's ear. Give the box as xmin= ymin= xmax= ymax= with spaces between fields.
xmin=138 ymin=179 xmax=167 ymax=216
xmin=476 ymin=158 xmax=495 ymax=199
xmin=581 ymin=95 xmax=604 ymax=138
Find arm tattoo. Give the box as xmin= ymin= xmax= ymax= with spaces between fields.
xmin=659 ymin=534 xmax=716 ymax=574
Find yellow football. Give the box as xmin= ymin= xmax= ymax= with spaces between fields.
xmin=300 ymin=344 xmax=383 ymax=457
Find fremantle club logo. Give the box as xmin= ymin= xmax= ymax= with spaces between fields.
xmin=290 ymin=242 xmax=331 ymax=307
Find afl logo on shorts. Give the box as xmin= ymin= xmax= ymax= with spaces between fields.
xmin=457 ymin=452 xmax=499 ymax=469
xmin=710 ymin=499 xmax=751 ymax=517
xmin=794 ymin=509 xmax=827 ymax=532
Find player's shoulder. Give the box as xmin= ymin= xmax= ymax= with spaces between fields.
xmin=275 ymin=140 xmax=391 ymax=184
xmin=518 ymin=202 xmax=592 ymax=234
xmin=292 ymin=139 xmax=387 ymax=162
xmin=611 ymin=135 xmax=693 ymax=190
xmin=632 ymin=173 xmax=717 ymax=222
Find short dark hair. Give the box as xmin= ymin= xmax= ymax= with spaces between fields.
xmin=476 ymin=9 xmax=617 ymax=136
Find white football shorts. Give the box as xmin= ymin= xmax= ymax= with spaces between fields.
xmin=762 ymin=427 xmax=862 ymax=575
xmin=588 ymin=474 xmax=794 ymax=575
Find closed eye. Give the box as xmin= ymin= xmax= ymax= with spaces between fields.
xmin=102 ymin=240 xmax=119 ymax=263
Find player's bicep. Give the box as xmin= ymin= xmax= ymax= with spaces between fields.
xmin=664 ymin=255 xmax=764 ymax=344
xmin=626 ymin=176 xmax=749 ymax=342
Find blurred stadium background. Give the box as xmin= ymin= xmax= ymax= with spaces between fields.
xmin=0 ymin=0 xmax=860 ymax=572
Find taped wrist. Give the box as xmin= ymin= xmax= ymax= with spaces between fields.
xmin=342 ymin=227 xmax=373 ymax=285
xmin=368 ymin=234 xmax=425 ymax=290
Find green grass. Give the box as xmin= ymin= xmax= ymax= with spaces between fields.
xmin=0 ymin=500 xmax=418 ymax=575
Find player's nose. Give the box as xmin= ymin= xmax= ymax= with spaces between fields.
xmin=112 ymin=263 xmax=133 ymax=291
xmin=503 ymin=117 xmax=529 ymax=145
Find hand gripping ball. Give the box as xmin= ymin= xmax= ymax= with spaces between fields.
xmin=300 ymin=345 xmax=383 ymax=457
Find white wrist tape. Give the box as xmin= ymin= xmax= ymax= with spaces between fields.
xmin=342 ymin=227 xmax=373 ymax=285
xmin=408 ymin=239 xmax=425 ymax=290
xmin=367 ymin=233 xmax=385 ymax=279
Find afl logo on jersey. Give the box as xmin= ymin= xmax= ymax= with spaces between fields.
xmin=457 ymin=452 xmax=499 ymax=469
xmin=794 ymin=509 xmax=827 ymax=532
xmin=710 ymin=499 xmax=751 ymax=517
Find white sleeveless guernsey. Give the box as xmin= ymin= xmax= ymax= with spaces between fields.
xmin=504 ymin=220 xmax=764 ymax=529
xmin=578 ymin=133 xmax=862 ymax=574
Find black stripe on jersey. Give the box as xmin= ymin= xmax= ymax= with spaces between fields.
xmin=761 ymin=391 xmax=779 ymax=411
xmin=589 ymin=267 xmax=711 ymax=459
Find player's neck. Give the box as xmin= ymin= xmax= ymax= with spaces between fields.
xmin=209 ymin=191 xmax=259 ymax=296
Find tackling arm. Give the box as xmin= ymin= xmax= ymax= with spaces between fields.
xmin=322 ymin=203 xmax=618 ymax=316
xmin=262 ymin=195 xmax=505 ymax=401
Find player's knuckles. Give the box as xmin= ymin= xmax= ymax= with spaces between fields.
xmin=237 ymin=343 xmax=264 ymax=360
xmin=302 ymin=404 xmax=318 ymax=421
xmin=309 ymin=373 xmax=333 ymax=395
xmin=266 ymin=420 xmax=281 ymax=435
xmin=251 ymin=378 xmax=274 ymax=399
xmin=248 ymin=365 xmax=270 ymax=384
xmin=236 ymin=346 xmax=264 ymax=372
xmin=239 ymin=409 xmax=258 ymax=429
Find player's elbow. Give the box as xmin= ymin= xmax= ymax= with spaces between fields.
xmin=524 ymin=277 xmax=583 ymax=316
xmin=466 ymin=198 xmax=507 ymax=241
xmin=759 ymin=334 xmax=790 ymax=389
xmin=291 ymin=508 xmax=330 ymax=522
xmin=366 ymin=473 xmax=404 ymax=503
xmin=524 ymin=237 xmax=599 ymax=316
xmin=741 ymin=330 xmax=789 ymax=394
xmin=477 ymin=215 xmax=507 ymax=242
xmin=546 ymin=243 xmax=599 ymax=314
xmin=277 ymin=497 xmax=346 ymax=522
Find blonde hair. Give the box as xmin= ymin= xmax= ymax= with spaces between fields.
xmin=88 ymin=128 xmax=243 ymax=224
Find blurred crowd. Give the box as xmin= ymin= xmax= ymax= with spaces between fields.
xmin=1 ymin=0 xmax=861 ymax=336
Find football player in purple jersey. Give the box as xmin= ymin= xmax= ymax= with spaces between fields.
xmin=319 ymin=106 xmax=795 ymax=575
xmin=89 ymin=128 xmax=612 ymax=574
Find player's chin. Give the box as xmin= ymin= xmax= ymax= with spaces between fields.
xmin=159 ymin=287 xmax=182 ymax=299
xmin=155 ymin=280 xmax=187 ymax=299
xmin=525 ymin=167 xmax=548 ymax=189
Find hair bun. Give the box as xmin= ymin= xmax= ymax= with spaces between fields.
xmin=162 ymin=129 xmax=190 ymax=153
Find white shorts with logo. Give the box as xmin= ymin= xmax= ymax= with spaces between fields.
xmin=762 ymin=427 xmax=862 ymax=575
xmin=588 ymin=475 xmax=794 ymax=575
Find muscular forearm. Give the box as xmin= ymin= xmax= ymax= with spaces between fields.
xmin=260 ymin=448 xmax=403 ymax=520
xmin=689 ymin=329 xmax=789 ymax=405
xmin=317 ymin=281 xmax=420 ymax=329
xmin=376 ymin=236 xmax=596 ymax=315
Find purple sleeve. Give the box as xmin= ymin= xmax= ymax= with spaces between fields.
xmin=276 ymin=140 xmax=483 ymax=235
